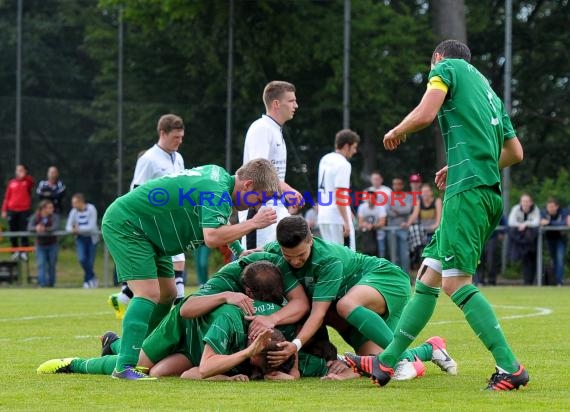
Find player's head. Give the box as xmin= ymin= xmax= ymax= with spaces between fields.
xmin=157 ymin=113 xmax=184 ymax=153
xmin=262 ymin=80 xmax=298 ymax=124
xmin=335 ymin=129 xmax=360 ymax=159
xmin=248 ymin=328 xmax=295 ymax=378
xmin=431 ymin=39 xmax=471 ymax=67
xmin=234 ymin=159 xmax=280 ymax=211
xmin=276 ymin=215 xmax=313 ymax=269
xmin=241 ymin=260 xmax=284 ymax=304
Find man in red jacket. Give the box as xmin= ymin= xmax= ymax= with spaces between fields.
xmin=2 ymin=164 xmax=35 ymax=261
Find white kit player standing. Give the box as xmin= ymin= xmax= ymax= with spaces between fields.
xmin=317 ymin=129 xmax=360 ymax=251
xmin=108 ymin=114 xmax=187 ymax=319
xmin=239 ymin=81 xmax=303 ymax=249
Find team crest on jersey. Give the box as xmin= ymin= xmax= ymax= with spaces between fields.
xmin=303 ymin=277 xmax=314 ymax=291
xmin=210 ymin=167 xmax=220 ymax=182
xmin=216 ymin=216 xmax=227 ymax=224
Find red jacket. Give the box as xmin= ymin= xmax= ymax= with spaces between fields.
xmin=2 ymin=175 xmax=35 ymax=212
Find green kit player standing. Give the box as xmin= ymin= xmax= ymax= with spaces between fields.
xmin=102 ymin=159 xmax=279 ymax=380
xmin=345 ymin=40 xmax=528 ymax=391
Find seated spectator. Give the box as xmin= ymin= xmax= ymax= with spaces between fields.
xmin=66 ymin=193 xmax=99 ymax=289
xmin=508 ymin=193 xmax=541 ymax=285
xmin=357 ymin=190 xmax=387 ymax=256
xmin=28 ymin=200 xmax=59 ymax=287
xmin=540 ymin=198 xmax=568 ymax=286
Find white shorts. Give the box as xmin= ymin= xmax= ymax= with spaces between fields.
xmin=318 ymin=222 xmax=355 ymax=251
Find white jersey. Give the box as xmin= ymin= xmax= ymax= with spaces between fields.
xmin=239 ymin=114 xmax=288 ymax=249
xmin=130 ymin=144 xmax=185 ymax=190
xmin=242 ymin=114 xmax=287 ymax=181
xmin=317 ymin=152 xmax=352 ymax=225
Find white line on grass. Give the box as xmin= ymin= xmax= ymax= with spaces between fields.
xmin=0 ymin=311 xmax=111 ymax=322
xmin=431 ymin=305 xmax=553 ymax=325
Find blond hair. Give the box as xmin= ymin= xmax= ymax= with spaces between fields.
xmin=236 ymin=158 xmax=280 ymax=194
xmin=262 ymin=81 xmax=296 ymax=111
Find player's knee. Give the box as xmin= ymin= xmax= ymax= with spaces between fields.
xmin=336 ymin=297 xmax=356 ymax=319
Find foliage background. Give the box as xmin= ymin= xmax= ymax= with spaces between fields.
xmin=0 ymin=0 xmax=568 ymax=215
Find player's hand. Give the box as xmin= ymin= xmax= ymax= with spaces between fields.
xmin=264 ymin=371 xmax=296 ymax=380
xmin=342 ymin=221 xmax=350 ymax=238
xmin=383 ymin=128 xmax=406 ymax=151
xmin=434 ymin=165 xmax=448 ymax=191
xmin=267 ymin=341 xmax=296 ymax=367
xmin=228 ymin=374 xmax=249 ymax=381
xmin=326 ymin=360 xmax=347 ymax=375
xmin=251 ymin=207 xmax=277 ymax=229
xmin=283 ymin=189 xmax=304 ymax=207
xmin=247 ymin=329 xmax=272 ymax=357
xmin=239 ymin=248 xmax=262 ymax=257
xmin=245 ymin=315 xmax=276 ymax=339
xmin=225 ymin=292 xmax=255 ymax=316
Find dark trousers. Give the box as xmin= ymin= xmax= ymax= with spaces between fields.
xmin=7 ymin=210 xmax=31 ymax=248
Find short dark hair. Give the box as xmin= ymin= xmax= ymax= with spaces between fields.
xmin=241 ymin=261 xmax=283 ymax=304
xmin=433 ymin=39 xmax=471 ymax=63
xmin=157 ymin=114 xmax=184 ymax=135
xmin=276 ymin=216 xmax=311 ymax=248
xmin=72 ymin=193 xmax=86 ymax=203
xmin=263 ymin=81 xmax=296 ymax=110
xmin=546 ymin=197 xmax=559 ymax=206
xmin=335 ymin=129 xmax=360 ymax=150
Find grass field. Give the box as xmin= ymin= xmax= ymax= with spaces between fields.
xmin=1 ymin=287 xmax=569 ymax=411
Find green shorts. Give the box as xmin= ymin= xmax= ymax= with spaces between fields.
xmin=102 ymin=204 xmax=174 ymax=282
xmin=297 ymin=352 xmax=329 ymax=377
xmin=423 ymin=186 xmax=502 ymax=276
xmin=142 ymin=303 xmax=192 ymax=365
xmin=355 ymin=260 xmax=411 ymax=331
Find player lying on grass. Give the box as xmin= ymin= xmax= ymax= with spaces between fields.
xmin=37 ymin=261 xmax=356 ymax=381
xmin=260 ymin=215 xmax=457 ymax=381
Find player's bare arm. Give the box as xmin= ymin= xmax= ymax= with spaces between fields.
xmin=202 ymin=208 xmax=277 ymax=247
xmin=246 ymin=285 xmax=310 ymax=338
xmin=181 ymin=292 xmax=255 ymax=318
xmin=384 ymin=88 xmax=447 ymax=151
xmin=499 ymin=136 xmax=524 ymax=169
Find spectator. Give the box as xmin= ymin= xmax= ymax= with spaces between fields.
xmin=366 ymin=171 xmax=392 ymax=257
xmin=508 ymin=193 xmax=541 ymax=285
xmin=475 ymin=215 xmax=507 ymax=286
xmin=36 ymin=166 xmax=66 ymax=215
xmin=418 ymin=183 xmax=442 ymax=245
xmin=28 ymin=200 xmax=59 ymax=287
xmin=387 ymin=177 xmax=419 ymax=275
xmin=304 ymin=204 xmax=320 ymax=237
xmin=409 ymin=173 xmax=422 ymax=197
xmin=1 ymin=164 xmax=35 ymax=261
xmin=540 ymin=198 xmax=568 ymax=286
xmin=66 ymin=193 xmax=99 ymax=289
xmin=357 ymin=190 xmax=387 ymax=256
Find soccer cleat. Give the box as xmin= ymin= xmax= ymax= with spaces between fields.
xmin=100 ymin=331 xmax=120 ymax=356
xmin=426 ymin=336 xmax=458 ymax=375
xmin=344 ymin=352 xmax=393 ymax=386
xmin=393 ymin=356 xmax=426 ymax=381
xmin=486 ymin=364 xmax=529 ymax=391
xmin=37 ymin=358 xmax=77 ymax=374
xmin=111 ymin=366 xmax=156 ymax=380
xmin=107 ymin=293 xmax=127 ymax=320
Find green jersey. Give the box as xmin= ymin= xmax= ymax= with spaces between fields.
xmin=429 ymin=59 xmax=516 ymax=198
xmin=264 ymin=237 xmax=381 ymax=301
xmin=191 ymin=251 xmax=299 ymax=298
xmin=103 ymin=165 xmax=234 ymax=256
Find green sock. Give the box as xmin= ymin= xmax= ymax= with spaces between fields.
xmin=451 ymin=284 xmax=518 ymax=373
xmin=346 ymin=306 xmax=394 ymax=349
xmin=378 ymin=281 xmax=440 ymax=368
xmin=116 ymin=296 xmax=156 ymax=372
xmin=71 ymin=356 xmax=117 ymax=375
xmin=110 ymin=338 xmax=121 ymax=355
xmin=147 ymin=302 xmax=172 ymax=335
xmin=400 ymin=343 xmax=433 ymax=362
